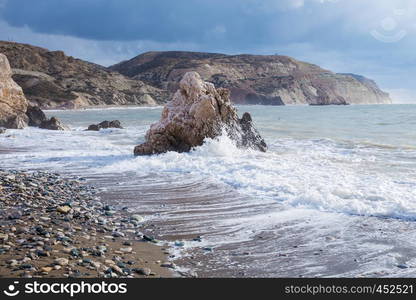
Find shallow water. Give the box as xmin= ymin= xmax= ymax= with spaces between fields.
xmin=1 ymin=104 xmax=416 ymax=277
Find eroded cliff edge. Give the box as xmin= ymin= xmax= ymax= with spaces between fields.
xmin=0 ymin=41 xmax=392 ymax=109
xmin=111 ymin=51 xmax=392 ymax=105
xmin=0 ymin=53 xmax=28 ymax=129
xmin=0 ymin=41 xmax=168 ymax=109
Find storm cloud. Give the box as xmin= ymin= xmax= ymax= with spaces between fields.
xmin=0 ymin=0 xmax=415 ymax=102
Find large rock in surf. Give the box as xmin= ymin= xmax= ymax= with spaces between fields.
xmin=0 ymin=53 xmax=28 ymax=128
xmin=134 ymin=72 xmax=267 ymax=156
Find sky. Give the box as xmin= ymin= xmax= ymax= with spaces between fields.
xmin=0 ymin=0 xmax=415 ymax=103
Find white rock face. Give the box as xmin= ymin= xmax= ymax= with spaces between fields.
xmin=0 ymin=53 xmax=28 ymax=128
xmin=134 ymin=72 xmax=267 ymax=155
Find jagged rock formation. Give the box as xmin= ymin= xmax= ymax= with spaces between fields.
xmin=39 ymin=117 xmax=68 ymax=131
xmin=26 ymin=104 xmax=68 ymax=131
xmin=111 ymin=51 xmax=392 ymax=105
xmin=0 ymin=53 xmax=28 ymax=129
xmin=86 ymin=120 xmax=123 ymax=131
xmin=134 ymin=72 xmax=267 ymax=156
xmin=26 ymin=105 xmax=47 ymax=127
xmin=0 ymin=41 xmax=168 ymax=109
xmin=0 ymin=54 xmax=67 ymax=131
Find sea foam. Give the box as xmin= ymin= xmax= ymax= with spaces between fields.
xmin=1 ymin=106 xmax=416 ymax=222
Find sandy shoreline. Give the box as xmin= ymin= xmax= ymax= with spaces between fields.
xmin=0 ymin=164 xmax=183 ymax=278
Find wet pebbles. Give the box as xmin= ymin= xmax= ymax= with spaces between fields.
xmin=0 ymin=169 xmax=174 ymax=278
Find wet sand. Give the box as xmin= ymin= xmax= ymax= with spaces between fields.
xmin=88 ymin=172 xmax=416 ymax=278
xmin=4 ymin=145 xmax=414 ymax=278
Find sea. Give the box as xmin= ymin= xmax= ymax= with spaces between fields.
xmin=1 ymin=104 xmax=416 ymax=277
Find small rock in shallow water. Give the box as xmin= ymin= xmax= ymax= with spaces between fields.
xmin=192 ymin=236 xmax=202 ymax=242
xmin=142 ymin=235 xmax=155 ymax=242
xmin=39 ymin=117 xmax=69 ymax=131
xmin=160 ymin=262 xmax=175 ymax=269
xmin=174 ymin=241 xmax=185 ymax=247
xmin=178 ymin=270 xmax=198 ymax=278
xmin=397 ymin=264 xmax=409 ymax=269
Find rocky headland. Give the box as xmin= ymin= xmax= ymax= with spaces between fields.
xmin=134 ymin=72 xmax=267 ymax=156
xmin=0 ymin=41 xmax=168 ymax=109
xmin=0 ymin=41 xmax=392 ymax=113
xmin=111 ymin=51 xmax=392 ymax=105
xmin=0 ymin=52 xmax=68 ymax=130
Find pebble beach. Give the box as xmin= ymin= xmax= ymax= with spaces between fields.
xmin=0 ymin=168 xmax=183 ymax=278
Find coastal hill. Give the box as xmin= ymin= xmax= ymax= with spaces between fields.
xmin=0 ymin=41 xmax=391 ymax=109
xmin=110 ymin=51 xmax=392 ymax=105
xmin=0 ymin=41 xmax=168 ymax=109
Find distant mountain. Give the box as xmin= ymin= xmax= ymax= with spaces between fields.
xmin=0 ymin=41 xmax=167 ymax=109
xmin=110 ymin=51 xmax=392 ymax=105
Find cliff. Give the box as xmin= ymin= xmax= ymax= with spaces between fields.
xmin=0 ymin=53 xmax=28 ymax=128
xmin=0 ymin=42 xmax=168 ymax=109
xmin=0 ymin=42 xmax=392 ymax=109
xmin=111 ymin=51 xmax=392 ymax=105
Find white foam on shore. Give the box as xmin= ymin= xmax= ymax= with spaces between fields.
xmin=95 ymin=133 xmax=416 ymax=220
xmin=1 ymin=125 xmax=416 ymax=221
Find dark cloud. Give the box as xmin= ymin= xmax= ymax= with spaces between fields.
xmin=0 ymin=0 xmax=366 ymax=50
xmin=1 ymin=0 xmax=279 ymax=45
xmin=0 ymin=0 xmax=415 ymax=102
